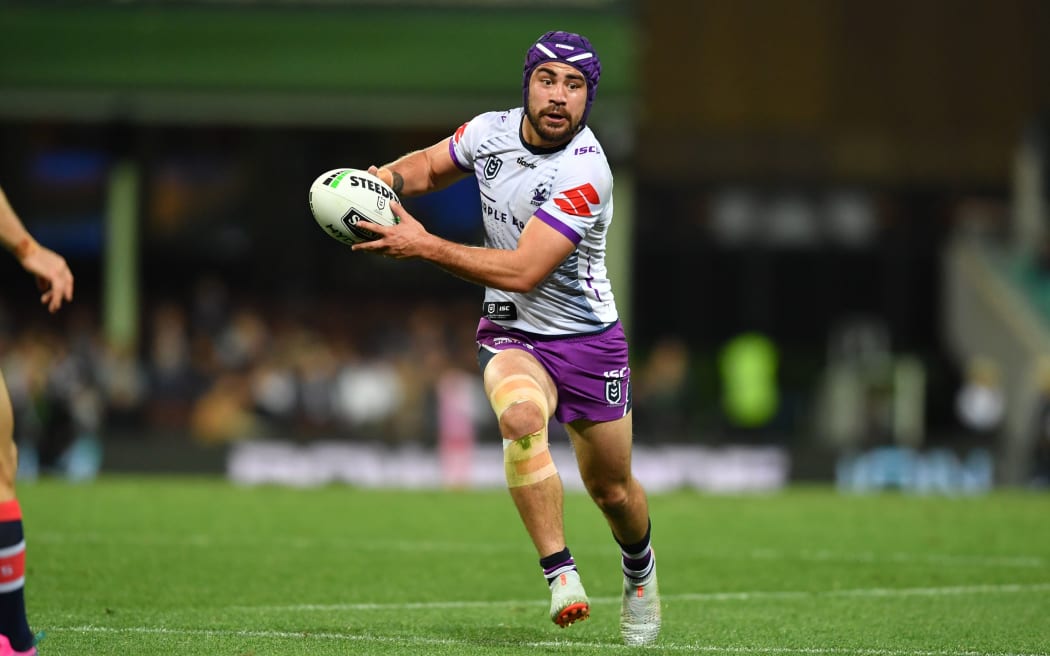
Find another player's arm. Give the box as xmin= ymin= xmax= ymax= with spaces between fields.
xmin=0 ymin=186 xmax=35 ymax=257
xmin=0 ymin=185 xmax=74 ymax=313
xmin=369 ymin=137 xmax=466 ymax=198
xmin=353 ymin=206 xmax=574 ymax=294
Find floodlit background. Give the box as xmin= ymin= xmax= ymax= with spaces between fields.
xmin=1 ymin=0 xmax=1048 ymax=493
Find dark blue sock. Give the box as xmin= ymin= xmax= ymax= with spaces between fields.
xmin=0 ymin=500 xmax=32 ymax=652
xmin=616 ymin=519 xmax=654 ymax=581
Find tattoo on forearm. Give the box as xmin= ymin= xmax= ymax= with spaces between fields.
xmin=391 ymin=171 xmax=404 ymax=195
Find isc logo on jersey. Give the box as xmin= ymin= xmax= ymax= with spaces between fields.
xmin=553 ymin=183 xmax=599 ymax=217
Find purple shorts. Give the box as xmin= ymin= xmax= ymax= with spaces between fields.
xmin=476 ymin=318 xmax=632 ymax=424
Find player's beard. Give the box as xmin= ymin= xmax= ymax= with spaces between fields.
xmin=526 ymin=104 xmax=580 ymax=146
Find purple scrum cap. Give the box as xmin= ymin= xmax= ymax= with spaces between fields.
xmin=522 ymin=30 xmax=602 ymax=127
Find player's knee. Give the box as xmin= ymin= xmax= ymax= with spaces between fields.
xmin=588 ymin=480 xmax=631 ymax=515
xmin=503 ymin=420 xmax=557 ymax=488
xmin=498 ymin=399 xmax=546 ymax=441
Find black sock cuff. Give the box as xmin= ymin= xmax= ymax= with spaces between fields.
xmin=539 ymin=546 xmax=572 ymax=570
xmin=615 ymin=518 xmax=652 ymax=554
xmin=0 ymin=519 xmax=24 ymax=546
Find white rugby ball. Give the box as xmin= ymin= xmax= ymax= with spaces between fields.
xmin=308 ymin=168 xmax=400 ymax=246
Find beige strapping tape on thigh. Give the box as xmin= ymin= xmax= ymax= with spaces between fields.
xmin=488 ymin=374 xmax=558 ymax=487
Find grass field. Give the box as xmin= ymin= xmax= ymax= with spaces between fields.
xmin=15 ymin=475 xmax=1050 ymax=655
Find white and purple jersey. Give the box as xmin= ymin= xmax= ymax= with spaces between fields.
xmin=449 ymin=107 xmax=618 ymax=336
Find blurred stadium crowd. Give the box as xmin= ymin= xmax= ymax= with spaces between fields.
xmin=4 ymin=245 xmax=1050 ymax=486
xmin=0 ymin=277 xmax=498 ymax=468
xmin=0 ymin=269 xmax=787 ymax=479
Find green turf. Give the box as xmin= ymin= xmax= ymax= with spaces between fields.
xmin=15 ymin=476 xmax=1050 ymax=655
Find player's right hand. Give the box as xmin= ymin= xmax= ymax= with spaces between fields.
xmin=20 ymin=244 xmax=74 ymax=313
xmin=351 ymin=201 xmax=432 ymax=261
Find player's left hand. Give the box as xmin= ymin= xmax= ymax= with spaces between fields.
xmin=351 ymin=201 xmax=432 ymax=260
xmin=367 ymin=165 xmax=395 ymax=190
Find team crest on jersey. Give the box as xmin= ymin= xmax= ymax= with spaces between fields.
xmin=484 ymin=157 xmax=503 ymax=181
xmin=530 ymin=183 xmax=550 ymax=206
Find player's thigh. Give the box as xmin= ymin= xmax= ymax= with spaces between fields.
xmin=565 ymin=412 xmax=634 ymax=489
xmin=0 ymin=371 xmax=16 ymax=494
xmin=0 ymin=371 xmax=11 ymax=440
xmin=482 ymin=348 xmax=558 ymax=413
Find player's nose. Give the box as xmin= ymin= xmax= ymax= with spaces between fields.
xmin=549 ymin=82 xmax=569 ymax=103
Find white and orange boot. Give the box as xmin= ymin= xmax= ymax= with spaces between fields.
xmin=620 ymin=559 xmax=661 ymax=646
xmin=549 ymin=570 xmax=590 ymax=628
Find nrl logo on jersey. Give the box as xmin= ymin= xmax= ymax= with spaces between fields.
xmin=483 ymin=157 xmax=503 ymax=180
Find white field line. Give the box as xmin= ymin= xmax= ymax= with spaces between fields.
xmin=49 ymin=624 xmax=1050 ymax=656
xmin=29 ymin=532 xmax=1048 ymax=568
xmin=232 ymin=582 xmax=1050 ymax=612
xmin=747 ymin=548 xmax=1044 ymax=569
